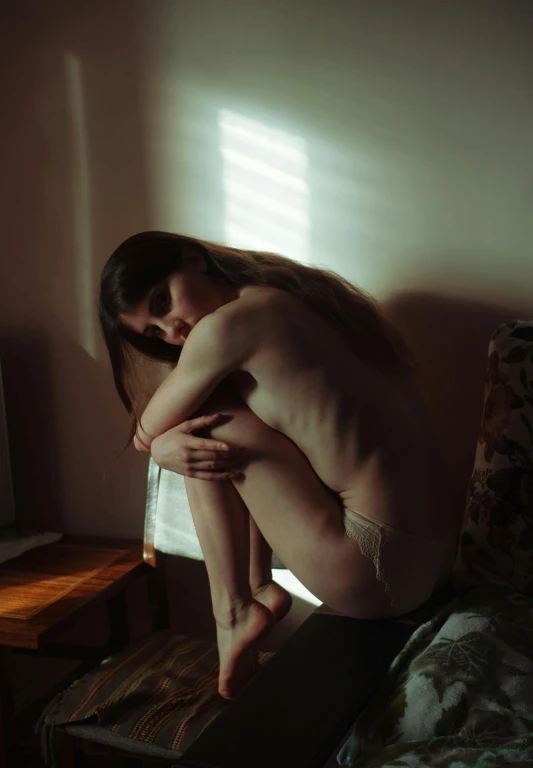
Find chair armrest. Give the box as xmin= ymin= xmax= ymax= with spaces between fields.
xmin=178 ymin=613 xmax=414 ymax=768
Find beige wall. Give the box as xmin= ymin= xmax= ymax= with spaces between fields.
xmin=1 ymin=0 xmax=532 ymax=536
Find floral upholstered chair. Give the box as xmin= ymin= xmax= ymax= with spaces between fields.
xmin=455 ymin=320 xmax=533 ymax=594
xmin=337 ymin=320 xmax=533 ymax=768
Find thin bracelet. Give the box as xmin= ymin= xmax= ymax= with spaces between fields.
xmin=135 ymin=431 xmax=152 ymax=451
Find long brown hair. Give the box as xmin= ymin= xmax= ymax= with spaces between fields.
xmin=99 ymin=231 xmax=413 ymax=431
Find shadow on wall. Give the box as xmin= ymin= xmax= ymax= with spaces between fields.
xmin=385 ymin=289 xmax=532 ymax=526
xmin=0 ymin=332 xmax=63 ymax=531
xmin=0 ymin=1 xmax=152 ymax=535
xmin=0 ymin=321 xmax=149 ymax=534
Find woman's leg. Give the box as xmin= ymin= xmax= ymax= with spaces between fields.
xmin=152 ymin=385 xmax=392 ymax=697
xmin=187 ymin=389 xmax=389 ymax=618
xmin=184 ymin=476 xmax=273 ymax=699
xmin=183 ymin=475 xmax=292 ymax=697
xmin=248 ymin=516 xmax=292 ymax=622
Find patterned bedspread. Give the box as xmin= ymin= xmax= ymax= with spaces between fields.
xmin=337 ymin=585 xmax=533 ymax=767
xmin=337 ymin=320 xmax=533 ymax=768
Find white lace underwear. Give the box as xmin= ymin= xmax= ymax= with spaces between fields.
xmin=343 ymin=506 xmax=457 ymax=616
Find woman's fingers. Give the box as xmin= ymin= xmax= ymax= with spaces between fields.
xmin=185 ymin=453 xmax=246 ymax=479
xmin=179 ymin=413 xmax=241 ymax=458
xmin=191 ymin=459 xmax=242 ymax=471
xmin=182 ymin=413 xmax=223 ymax=434
xmin=180 ymin=413 xmax=233 ymax=453
xmin=151 ymin=415 xmax=245 ymax=480
xmin=185 ymin=444 xmax=244 ymax=461
xmin=188 ymin=438 xmax=233 ymax=452
xmin=190 ymin=471 xmax=237 ymax=481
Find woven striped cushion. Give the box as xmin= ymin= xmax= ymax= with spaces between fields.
xmin=39 ymin=630 xmax=272 ymax=763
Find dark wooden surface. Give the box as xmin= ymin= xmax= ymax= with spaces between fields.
xmin=0 ymin=536 xmax=145 ymax=649
xmin=179 ymin=612 xmax=414 ymax=768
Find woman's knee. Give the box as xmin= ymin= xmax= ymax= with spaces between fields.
xmin=193 ymin=385 xmax=275 ymax=450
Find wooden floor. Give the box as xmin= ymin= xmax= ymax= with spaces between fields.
xmin=8 ymin=706 xmax=174 ymax=768
xmin=9 ymin=728 xmax=172 ymax=768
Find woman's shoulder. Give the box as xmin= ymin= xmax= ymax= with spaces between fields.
xmin=208 ymin=287 xmax=301 ymax=346
xmin=238 ymin=285 xmax=291 ymax=306
xmin=219 ymin=286 xmax=292 ymax=323
xmin=192 ymin=287 xmax=285 ymax=364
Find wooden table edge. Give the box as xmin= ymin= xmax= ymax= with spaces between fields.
xmin=0 ymin=537 xmax=148 ymax=650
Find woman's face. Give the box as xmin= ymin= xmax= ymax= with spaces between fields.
xmin=120 ymin=251 xmax=227 ymax=346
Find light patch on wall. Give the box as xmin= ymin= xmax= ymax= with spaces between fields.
xmin=65 ymin=53 xmax=96 ymax=358
xmin=273 ymin=568 xmax=321 ymax=607
xmin=219 ymin=110 xmax=310 ymax=263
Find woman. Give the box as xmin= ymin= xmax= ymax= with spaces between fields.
xmin=99 ymin=231 xmax=457 ymax=699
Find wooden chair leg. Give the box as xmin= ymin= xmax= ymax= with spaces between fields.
xmin=0 ymin=707 xmax=5 ymax=768
xmin=146 ymin=554 xmax=170 ymax=632
xmin=54 ymin=728 xmax=76 ymax=768
xmin=107 ymin=591 xmax=130 ymax=651
xmin=0 ymin=650 xmax=13 ymax=724
xmin=0 ymin=649 xmax=13 ymax=768
xmin=73 ymin=740 xmax=85 ymax=768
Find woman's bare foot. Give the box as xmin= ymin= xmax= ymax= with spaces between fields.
xmin=216 ymin=599 xmax=274 ymax=699
xmin=253 ymin=581 xmax=293 ymax=623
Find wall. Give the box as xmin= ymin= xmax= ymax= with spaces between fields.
xmin=1 ymin=0 xmax=532 ymax=541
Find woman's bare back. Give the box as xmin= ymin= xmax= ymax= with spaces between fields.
xmin=219 ymin=285 xmax=449 ymax=539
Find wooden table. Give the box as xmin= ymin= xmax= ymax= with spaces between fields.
xmin=0 ymin=536 xmax=147 ymax=767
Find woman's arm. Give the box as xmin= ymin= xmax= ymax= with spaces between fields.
xmin=136 ymin=310 xmax=250 ymax=449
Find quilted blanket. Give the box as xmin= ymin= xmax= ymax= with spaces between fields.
xmin=337 ymin=585 xmax=533 ymax=767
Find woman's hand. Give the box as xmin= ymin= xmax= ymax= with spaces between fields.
xmin=149 ymin=413 xmax=245 ymax=480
